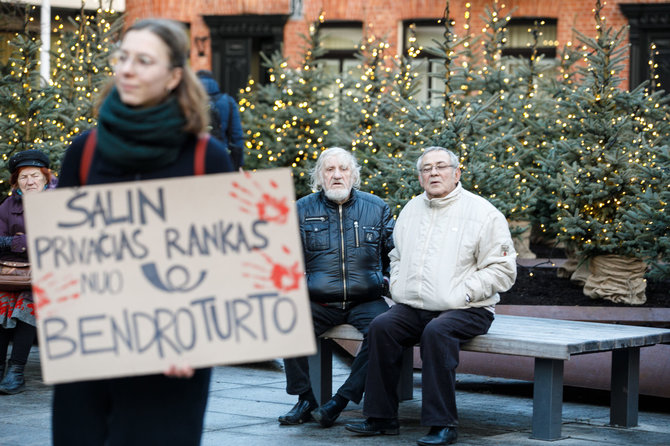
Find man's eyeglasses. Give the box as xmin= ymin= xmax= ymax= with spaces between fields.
xmin=420 ymin=163 xmax=455 ymax=175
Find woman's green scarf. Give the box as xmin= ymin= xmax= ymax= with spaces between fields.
xmin=96 ymin=87 xmax=188 ymax=171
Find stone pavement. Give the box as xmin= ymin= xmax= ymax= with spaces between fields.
xmin=2 ymin=347 xmax=669 ymax=446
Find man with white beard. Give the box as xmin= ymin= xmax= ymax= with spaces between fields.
xmin=278 ymin=147 xmax=394 ymax=428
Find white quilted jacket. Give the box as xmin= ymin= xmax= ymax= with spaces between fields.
xmin=389 ymin=183 xmax=517 ymax=312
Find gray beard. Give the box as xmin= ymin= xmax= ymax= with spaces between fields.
xmin=324 ymin=188 xmax=351 ymax=203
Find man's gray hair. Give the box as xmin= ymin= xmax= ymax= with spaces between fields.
xmin=416 ymin=146 xmax=460 ymax=172
xmin=309 ymin=147 xmax=362 ymax=191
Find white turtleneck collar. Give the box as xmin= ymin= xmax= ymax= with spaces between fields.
xmin=421 ymin=182 xmax=463 ymax=208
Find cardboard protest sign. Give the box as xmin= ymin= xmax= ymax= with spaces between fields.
xmin=23 ymin=169 xmax=315 ymax=384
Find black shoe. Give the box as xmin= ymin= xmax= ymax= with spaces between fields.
xmin=0 ymin=364 xmax=25 ymax=395
xmin=345 ymin=417 xmax=399 ymax=436
xmin=417 ymin=426 xmax=458 ymax=445
xmin=278 ymin=399 xmax=316 ymax=425
xmin=312 ymin=398 xmax=345 ymax=428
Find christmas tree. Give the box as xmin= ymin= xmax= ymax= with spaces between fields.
xmin=638 ymin=43 xmax=670 ymax=280
xmin=239 ymin=13 xmax=339 ymax=198
xmin=462 ymin=2 xmax=561 ymax=255
xmin=552 ymin=0 xmax=670 ymax=260
xmin=0 ymin=4 xmax=66 ymax=192
xmin=0 ymin=4 xmax=122 ymax=196
xmin=51 ymin=6 xmax=122 ymax=142
xmin=333 ymin=30 xmax=410 ymax=203
xmin=529 ymin=38 xmax=582 ymax=243
xmin=363 ymin=47 xmax=427 ymax=214
xmin=235 ymin=0 xmax=670 ymax=286
xmin=501 ymin=19 xmax=562 ymax=255
xmin=640 ymin=144 xmax=670 ymax=280
xmin=546 ymin=0 xmax=670 ymax=301
xmin=464 ymin=2 xmax=529 ymax=222
xmin=374 ymin=2 xmax=497 ymax=213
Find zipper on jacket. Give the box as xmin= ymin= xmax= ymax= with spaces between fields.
xmin=305 ymin=216 xmax=326 ymax=222
xmin=354 ymin=221 xmax=360 ymax=247
xmin=417 ymin=204 xmax=438 ymax=300
xmin=339 ymin=205 xmax=347 ymax=309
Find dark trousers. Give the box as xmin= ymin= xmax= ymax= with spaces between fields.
xmin=363 ymin=304 xmax=494 ymax=426
xmin=0 ymin=320 xmax=36 ymax=366
xmin=52 ymin=368 xmax=211 ymax=446
xmin=283 ymin=299 xmax=389 ymax=404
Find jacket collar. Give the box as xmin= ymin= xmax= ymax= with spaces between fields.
xmin=421 ymin=182 xmax=462 ymax=208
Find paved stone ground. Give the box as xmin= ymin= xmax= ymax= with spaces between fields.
xmin=1 ymin=347 xmax=669 ymax=446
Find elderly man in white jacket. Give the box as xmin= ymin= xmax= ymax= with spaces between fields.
xmin=346 ymin=147 xmax=517 ymax=446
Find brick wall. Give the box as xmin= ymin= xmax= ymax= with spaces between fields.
xmin=124 ymin=0 xmax=669 ymax=88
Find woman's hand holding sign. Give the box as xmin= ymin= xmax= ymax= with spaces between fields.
xmin=164 ymin=364 xmax=195 ymax=378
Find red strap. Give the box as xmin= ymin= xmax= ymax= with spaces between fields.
xmin=79 ymin=129 xmax=97 ymax=185
xmin=194 ymin=133 xmax=209 ymax=176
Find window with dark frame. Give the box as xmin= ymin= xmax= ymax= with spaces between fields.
xmin=317 ymin=21 xmax=363 ymax=77
xmin=620 ymin=3 xmax=670 ymax=91
xmin=502 ymin=18 xmax=558 ymax=59
xmin=402 ymin=19 xmax=445 ymax=106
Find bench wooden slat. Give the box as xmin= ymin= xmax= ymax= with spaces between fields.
xmin=462 ymin=315 xmax=670 ymax=360
xmin=321 ymin=324 xmax=363 ymax=341
xmin=321 ymin=315 xmax=670 ymax=360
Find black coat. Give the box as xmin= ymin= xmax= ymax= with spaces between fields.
xmin=297 ymin=189 xmax=394 ymax=307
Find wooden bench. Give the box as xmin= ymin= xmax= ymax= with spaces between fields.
xmin=308 ymin=314 xmax=670 ymax=441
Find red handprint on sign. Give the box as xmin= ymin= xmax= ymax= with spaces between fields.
xmin=230 ymin=172 xmax=290 ymax=224
xmin=33 ymin=272 xmax=80 ymax=311
xmin=243 ymin=246 xmax=303 ymax=292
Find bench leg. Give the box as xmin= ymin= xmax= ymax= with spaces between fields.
xmin=610 ymin=347 xmax=640 ymax=427
xmin=308 ymin=338 xmax=333 ymax=406
xmin=309 ymin=339 xmax=414 ymax=405
xmin=531 ymin=358 xmax=564 ymax=441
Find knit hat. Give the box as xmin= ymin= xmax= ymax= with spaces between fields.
xmin=8 ymin=150 xmax=50 ymax=174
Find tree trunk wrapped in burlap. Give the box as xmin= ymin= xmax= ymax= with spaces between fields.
xmin=570 ymin=260 xmax=591 ymax=286
xmin=557 ymin=257 xmax=577 ymax=278
xmin=508 ymin=220 xmax=536 ymax=259
xmin=583 ymin=255 xmax=647 ymax=305
xmin=557 ymin=247 xmax=590 ymax=285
